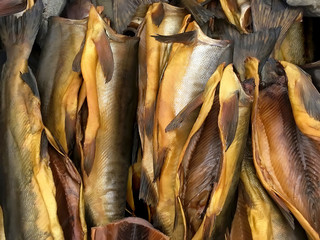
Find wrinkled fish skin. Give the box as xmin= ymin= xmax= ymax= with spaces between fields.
xmin=79 ymin=6 xmax=139 ymax=226
xmin=37 ymin=17 xmax=87 ymax=155
xmin=0 ymin=1 xmax=64 ymax=239
xmin=153 ymin=21 xmax=228 ymax=236
xmin=252 ymin=59 xmax=320 ymax=240
xmin=137 ymin=2 xmax=188 ymax=207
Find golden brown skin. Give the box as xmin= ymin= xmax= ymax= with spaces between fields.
xmin=37 ymin=17 xmax=87 ymax=155
xmin=137 ymin=2 xmax=189 ymax=207
xmin=252 ymin=60 xmax=320 ymax=240
xmin=236 ymin=140 xmax=307 ymax=240
xmin=91 ymin=217 xmax=169 ymax=240
xmin=152 ymin=21 xmax=228 ymax=237
xmin=0 ymin=207 xmax=5 ymax=240
xmin=192 ymin=59 xmax=254 ymax=240
xmin=220 ymin=0 xmax=251 ymax=33
xmin=79 ymin=6 xmax=139 ymax=226
xmin=0 ymin=1 xmax=64 ymax=239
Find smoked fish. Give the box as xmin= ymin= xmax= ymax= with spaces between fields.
xmin=230 ymin=138 xmax=307 ymax=240
xmin=0 ymin=1 xmax=64 ymax=239
xmin=251 ymin=59 xmax=320 ymax=239
xmin=0 ymin=207 xmax=4 ymax=240
xmin=190 ymin=58 xmax=254 ymax=240
xmin=37 ymin=16 xmax=87 ymax=156
xmin=137 ymin=2 xmax=189 ymax=207
xmin=152 ymin=21 xmax=229 ymax=237
xmin=0 ymin=0 xmax=27 ymax=16
xmin=91 ymin=217 xmax=169 ymax=240
xmin=77 ymin=6 xmax=139 ymax=226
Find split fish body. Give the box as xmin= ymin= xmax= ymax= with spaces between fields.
xmin=137 ymin=2 xmax=189 ymax=207
xmin=153 ymin=21 xmax=228 ymax=236
xmin=252 ymin=59 xmax=320 ymax=240
xmin=37 ymin=17 xmax=87 ymax=155
xmin=79 ymin=6 xmax=139 ymax=226
xmin=0 ymin=1 xmax=64 ymax=239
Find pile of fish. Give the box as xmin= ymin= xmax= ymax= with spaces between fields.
xmin=0 ymin=0 xmax=319 ymax=239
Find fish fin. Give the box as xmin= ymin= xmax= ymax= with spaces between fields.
xmin=151 ymin=2 xmax=164 ymax=27
xmin=40 ymin=130 xmax=49 ymax=160
xmin=225 ymin=26 xmax=280 ymax=79
xmin=83 ymin=139 xmax=96 ymax=176
xmin=298 ymin=70 xmax=320 ymax=121
xmin=166 ymin=91 xmax=204 ymax=132
xmin=202 ymin=214 xmax=215 ymax=240
xmin=145 ymin=103 xmax=156 ymax=138
xmin=20 ymin=67 xmax=40 ymax=98
xmin=72 ymin=36 xmax=86 ymax=73
xmin=181 ymin=0 xmax=220 ymax=26
xmin=152 ymin=31 xmax=197 ymax=45
xmin=0 ymin=0 xmax=43 ymax=51
xmin=113 ymin=0 xmax=161 ymax=33
xmin=219 ymin=91 xmax=239 ymax=150
xmin=153 ymin=147 xmax=168 ymax=181
xmin=93 ymin=31 xmax=114 ymax=83
xmin=48 ymin=142 xmax=84 ymax=240
xmin=0 ymin=0 xmax=27 ymax=16
xmin=139 ymin=168 xmax=158 ymax=206
xmin=269 ymin=191 xmax=295 ymax=229
xmin=251 ymin=0 xmax=301 ymax=49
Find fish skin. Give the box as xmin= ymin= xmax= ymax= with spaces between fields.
xmin=0 ymin=207 xmax=4 ymax=240
xmin=91 ymin=217 xmax=169 ymax=240
xmin=220 ymin=0 xmax=251 ymax=33
xmin=37 ymin=16 xmax=87 ymax=156
xmin=236 ymin=139 xmax=307 ymax=240
xmin=252 ymin=59 xmax=320 ymax=240
xmin=192 ymin=58 xmax=255 ymax=240
xmin=37 ymin=0 xmax=67 ymax=46
xmin=0 ymin=0 xmax=27 ymax=16
xmin=176 ymin=64 xmax=224 ymax=239
xmin=79 ymin=6 xmax=139 ymax=226
xmin=0 ymin=1 xmax=64 ymax=239
xmin=152 ymin=21 xmax=228 ymax=237
xmin=137 ymin=2 xmax=189 ymax=207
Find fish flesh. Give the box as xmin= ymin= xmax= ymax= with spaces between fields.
xmin=137 ymin=2 xmax=189 ymax=207
xmin=220 ymin=0 xmax=251 ymax=33
xmin=251 ymin=59 xmax=320 ymax=239
xmin=174 ymin=64 xmax=224 ymax=239
xmin=91 ymin=217 xmax=169 ymax=240
xmin=0 ymin=0 xmax=26 ymax=16
xmin=230 ymin=138 xmax=307 ymax=240
xmin=191 ymin=58 xmax=254 ymax=240
xmin=0 ymin=1 xmax=64 ymax=239
xmin=152 ymin=21 xmax=228 ymax=236
xmin=37 ymin=16 xmax=87 ymax=156
xmin=77 ymin=5 xmax=139 ymax=226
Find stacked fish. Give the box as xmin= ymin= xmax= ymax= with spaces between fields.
xmin=0 ymin=0 xmax=319 ymax=239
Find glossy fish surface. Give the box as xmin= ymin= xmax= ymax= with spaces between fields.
xmin=252 ymin=59 xmax=320 ymax=240
xmin=78 ymin=6 xmax=139 ymax=226
xmin=192 ymin=58 xmax=254 ymax=240
xmin=137 ymin=2 xmax=189 ymax=207
xmin=152 ymin=21 xmax=229 ymax=236
xmin=0 ymin=1 xmax=64 ymax=239
xmin=233 ymin=139 xmax=307 ymax=240
xmin=37 ymin=17 xmax=87 ymax=155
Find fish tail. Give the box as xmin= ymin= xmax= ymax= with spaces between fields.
xmin=0 ymin=0 xmax=43 ymax=56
